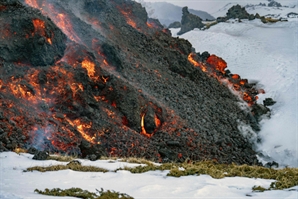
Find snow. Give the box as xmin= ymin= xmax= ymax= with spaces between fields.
xmin=1 ymin=152 xmax=297 ymax=199
xmin=171 ymin=18 xmax=298 ymax=167
xmin=143 ymin=0 xmax=298 ymax=18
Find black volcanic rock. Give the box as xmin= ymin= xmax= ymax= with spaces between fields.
xmin=32 ymin=151 xmax=49 ymax=160
xmin=0 ymin=0 xmax=262 ymax=165
xmin=0 ymin=1 xmax=66 ymax=66
xmin=168 ymin=21 xmax=181 ymax=28
xmin=226 ymin=4 xmax=255 ymax=20
xmin=177 ymin=7 xmax=205 ymax=35
xmin=268 ymin=1 xmax=282 ymax=7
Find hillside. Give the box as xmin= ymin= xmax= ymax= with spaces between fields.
xmin=141 ymin=2 xmax=215 ymax=26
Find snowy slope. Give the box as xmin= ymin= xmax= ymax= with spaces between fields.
xmin=143 ymin=0 xmax=298 ymax=18
xmin=171 ymin=18 xmax=298 ymax=167
xmin=209 ymin=0 xmax=297 ymax=17
xmin=1 ymin=152 xmax=297 ymax=199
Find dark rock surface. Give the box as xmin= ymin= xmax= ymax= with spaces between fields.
xmin=268 ymin=1 xmax=282 ymax=7
xmin=263 ymin=98 xmax=276 ymax=106
xmin=32 ymin=151 xmax=49 ymax=160
xmin=177 ymin=7 xmax=205 ymax=35
xmin=0 ymin=0 xmax=262 ymax=165
xmin=168 ymin=21 xmax=181 ymax=29
xmin=226 ymin=4 xmax=255 ymax=20
xmin=0 ymin=0 xmax=66 ymax=66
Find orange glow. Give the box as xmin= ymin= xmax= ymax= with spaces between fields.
xmin=154 ymin=114 xmax=161 ymax=128
xmin=33 ymin=19 xmax=46 ymax=35
xmin=206 ymin=55 xmax=227 ymax=73
xmin=67 ymin=118 xmax=96 ymax=144
xmin=146 ymin=22 xmax=153 ymax=28
xmin=101 ymin=76 xmax=109 ymax=83
xmin=243 ymin=92 xmax=252 ymax=103
xmin=32 ymin=19 xmax=52 ymax=45
xmin=25 ymin=0 xmax=39 ymax=9
xmin=51 ymin=12 xmax=81 ymax=43
xmin=103 ymin=59 xmax=108 ymax=66
xmin=47 ymin=38 xmax=52 ymax=44
xmin=118 ymin=8 xmax=137 ymax=29
xmin=188 ymin=53 xmax=207 ymax=72
xmin=239 ymin=79 xmax=247 ymax=85
xmin=140 ymin=113 xmax=153 ymax=138
xmin=82 ymin=59 xmax=96 ymax=78
xmin=70 ymin=83 xmax=84 ymax=97
xmin=111 ymin=101 xmax=117 ymax=108
xmin=231 ymin=74 xmax=240 ymax=79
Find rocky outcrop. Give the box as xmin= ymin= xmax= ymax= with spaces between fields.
xmin=177 ymin=7 xmax=205 ymax=35
xmin=268 ymin=1 xmax=282 ymax=7
xmin=226 ymin=4 xmax=255 ymax=20
xmin=168 ymin=21 xmax=181 ymax=29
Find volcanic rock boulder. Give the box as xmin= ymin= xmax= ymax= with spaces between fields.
xmin=0 ymin=0 xmax=66 ymax=66
xmin=168 ymin=21 xmax=181 ymax=29
xmin=177 ymin=6 xmax=205 ymax=35
xmin=226 ymin=4 xmax=255 ymax=20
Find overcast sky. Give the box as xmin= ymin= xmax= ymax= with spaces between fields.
xmin=141 ymin=0 xmax=250 ymax=13
xmin=141 ymin=0 xmax=298 ymax=14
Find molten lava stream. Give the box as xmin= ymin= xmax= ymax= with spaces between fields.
xmin=140 ymin=113 xmax=152 ymax=138
xmin=187 ymin=53 xmax=207 ymax=72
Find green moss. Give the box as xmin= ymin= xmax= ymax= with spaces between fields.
xmin=26 ymin=164 xmax=109 ymax=173
xmin=117 ymin=160 xmax=298 ymax=191
xmin=26 ymin=155 xmax=298 ymax=191
xmin=252 ymin=186 xmax=267 ymax=192
xmin=34 ymin=188 xmax=134 ymax=199
xmin=205 ymin=21 xmax=218 ymax=29
xmin=47 ymin=155 xmax=75 ymax=162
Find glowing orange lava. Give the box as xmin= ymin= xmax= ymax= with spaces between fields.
xmin=66 ymin=118 xmax=96 ymax=144
xmin=188 ymin=53 xmax=207 ymax=72
xmin=206 ymin=55 xmax=227 ymax=73
xmin=140 ymin=113 xmax=153 ymax=138
xmin=154 ymin=114 xmax=161 ymax=128
xmin=25 ymin=0 xmax=39 ymax=9
xmin=118 ymin=7 xmax=137 ymax=29
xmin=82 ymin=59 xmax=96 ymax=78
xmin=32 ymin=19 xmax=52 ymax=44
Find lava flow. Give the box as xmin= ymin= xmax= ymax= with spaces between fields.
xmin=0 ymin=0 xmax=263 ymax=165
xmin=188 ymin=53 xmax=263 ymax=106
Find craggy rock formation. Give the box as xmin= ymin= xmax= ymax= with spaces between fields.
xmin=0 ymin=0 xmax=262 ymax=165
xmin=216 ymin=5 xmax=266 ymax=23
xmin=177 ymin=7 xmax=205 ymax=35
xmin=168 ymin=21 xmax=181 ymax=29
xmin=0 ymin=0 xmax=66 ymax=66
xmin=268 ymin=1 xmax=282 ymax=7
xmin=226 ymin=4 xmax=255 ymax=20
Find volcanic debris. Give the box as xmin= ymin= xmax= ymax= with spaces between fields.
xmin=0 ymin=0 xmax=265 ymax=165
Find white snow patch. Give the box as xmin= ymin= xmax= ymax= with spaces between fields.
xmin=1 ymin=152 xmax=298 ymax=199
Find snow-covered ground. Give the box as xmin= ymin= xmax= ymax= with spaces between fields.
xmin=171 ymin=17 xmax=298 ymax=167
xmin=0 ymin=152 xmax=297 ymax=199
xmin=143 ymin=0 xmax=298 ymax=18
